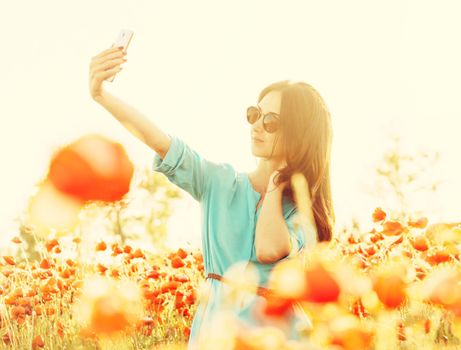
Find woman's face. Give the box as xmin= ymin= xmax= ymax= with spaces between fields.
xmin=250 ymin=90 xmax=285 ymax=160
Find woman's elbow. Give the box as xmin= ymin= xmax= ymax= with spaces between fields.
xmin=256 ymin=245 xmax=291 ymax=264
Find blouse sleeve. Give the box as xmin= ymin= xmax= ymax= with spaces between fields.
xmin=152 ymin=133 xmax=219 ymax=202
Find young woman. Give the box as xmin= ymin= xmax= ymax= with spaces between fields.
xmin=89 ymin=45 xmax=335 ymax=348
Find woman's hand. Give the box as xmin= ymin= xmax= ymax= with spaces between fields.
xmin=88 ymin=45 xmax=127 ymax=101
xmin=267 ymin=174 xmax=288 ymax=193
xmin=267 ymin=162 xmax=289 ymax=193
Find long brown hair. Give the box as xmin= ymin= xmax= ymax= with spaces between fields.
xmin=259 ymin=80 xmax=335 ymax=242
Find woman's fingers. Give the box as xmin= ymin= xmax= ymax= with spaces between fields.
xmin=91 ymin=50 xmax=125 ymax=68
xmin=89 ymin=46 xmax=124 ymax=70
xmin=101 ymin=49 xmax=126 ymax=61
xmin=100 ymin=57 xmax=127 ymax=72
xmin=94 ymin=45 xmax=123 ymax=59
xmin=90 ymin=53 xmax=126 ymax=77
xmin=90 ymin=63 xmax=121 ymax=81
xmin=95 ymin=64 xmax=123 ymax=82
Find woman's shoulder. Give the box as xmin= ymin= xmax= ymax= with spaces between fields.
xmin=206 ymin=161 xmax=243 ymax=189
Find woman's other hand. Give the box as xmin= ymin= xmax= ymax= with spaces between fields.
xmin=268 ymin=170 xmax=288 ymax=193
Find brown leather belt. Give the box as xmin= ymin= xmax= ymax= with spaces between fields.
xmin=206 ymin=272 xmax=276 ymax=299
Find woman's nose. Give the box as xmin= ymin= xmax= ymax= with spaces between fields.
xmin=252 ymin=115 xmax=265 ymax=131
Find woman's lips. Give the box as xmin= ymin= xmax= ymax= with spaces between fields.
xmin=252 ymin=138 xmax=264 ymax=143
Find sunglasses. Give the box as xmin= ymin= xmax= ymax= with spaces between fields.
xmin=246 ymin=105 xmax=281 ymax=133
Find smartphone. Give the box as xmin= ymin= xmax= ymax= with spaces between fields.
xmin=106 ymin=29 xmax=134 ymax=82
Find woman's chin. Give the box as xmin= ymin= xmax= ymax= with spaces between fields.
xmin=250 ymin=145 xmax=263 ymax=155
xmin=250 ymin=151 xmax=266 ymax=159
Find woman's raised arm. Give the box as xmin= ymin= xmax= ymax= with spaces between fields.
xmin=88 ymin=45 xmax=170 ymax=158
xmin=87 ymin=45 xmax=235 ymax=202
xmin=93 ymin=90 xmax=171 ymax=159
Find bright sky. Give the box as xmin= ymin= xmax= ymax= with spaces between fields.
xmin=1 ymin=0 xmax=460 ymax=251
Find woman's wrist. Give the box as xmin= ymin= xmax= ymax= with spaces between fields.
xmin=266 ymin=184 xmax=284 ymax=195
xmin=93 ymin=89 xmax=109 ymax=104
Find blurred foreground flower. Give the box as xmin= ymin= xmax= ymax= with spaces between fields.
xmin=327 ymin=314 xmax=374 ymax=350
xmin=371 ymin=262 xmax=409 ymax=310
xmin=421 ymin=266 xmax=461 ymax=318
xmin=48 ymin=134 xmax=134 ymax=202
xmin=27 ymin=178 xmax=82 ymax=237
xmin=26 ymin=134 xmax=134 ymax=237
xmin=72 ymin=275 xmax=143 ymax=339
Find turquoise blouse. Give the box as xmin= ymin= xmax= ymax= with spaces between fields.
xmin=152 ymin=133 xmax=318 ymax=349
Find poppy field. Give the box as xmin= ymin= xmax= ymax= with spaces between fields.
xmin=1 ymin=209 xmax=461 ymax=349
xmin=1 ymin=135 xmax=460 ymax=349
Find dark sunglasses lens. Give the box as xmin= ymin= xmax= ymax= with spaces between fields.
xmin=246 ymin=106 xmax=260 ymax=124
xmin=263 ymin=114 xmax=280 ymax=133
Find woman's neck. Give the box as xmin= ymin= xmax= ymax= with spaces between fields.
xmin=249 ymin=158 xmax=286 ymax=195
